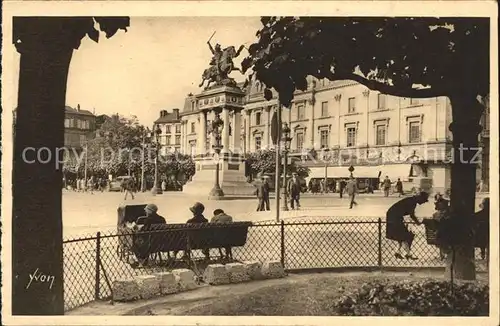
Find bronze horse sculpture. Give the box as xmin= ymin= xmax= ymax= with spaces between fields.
xmin=199 ymin=44 xmax=245 ymax=89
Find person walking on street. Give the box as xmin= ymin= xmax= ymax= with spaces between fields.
xmin=262 ymin=176 xmax=271 ymax=211
xmin=254 ymin=173 xmax=266 ymax=211
xmin=396 ymin=178 xmax=404 ymax=197
xmin=346 ymin=176 xmax=358 ymax=209
xmin=124 ymin=177 xmax=135 ymax=200
xmin=385 ymin=191 xmax=429 ymax=260
xmin=339 ymin=179 xmax=346 ymax=198
xmin=287 ymin=173 xmax=301 ymax=210
xmin=382 ymin=176 xmax=392 ymax=197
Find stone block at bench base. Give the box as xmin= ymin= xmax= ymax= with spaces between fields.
xmin=135 ymin=275 xmax=160 ymax=299
xmin=225 ymin=263 xmax=250 ymax=283
xmin=204 ymin=264 xmax=231 ymax=285
xmin=154 ymin=272 xmax=179 ymax=295
xmin=261 ymin=261 xmax=286 ymax=279
xmin=243 ymin=261 xmax=263 ymax=280
xmin=112 ymin=279 xmax=140 ymax=302
xmin=172 ymin=269 xmax=197 ymax=291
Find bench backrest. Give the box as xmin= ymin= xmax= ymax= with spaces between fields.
xmin=117 ymin=204 xmax=147 ymax=225
xmin=133 ymin=222 xmax=252 ymax=255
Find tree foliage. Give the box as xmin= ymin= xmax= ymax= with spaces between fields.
xmin=246 ymin=148 xmax=310 ymax=178
xmin=242 ymin=17 xmax=489 ymax=107
xmin=14 ymin=17 xmax=129 ymax=50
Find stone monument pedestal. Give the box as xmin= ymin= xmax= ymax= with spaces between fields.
xmin=183 ymin=154 xmax=256 ymax=197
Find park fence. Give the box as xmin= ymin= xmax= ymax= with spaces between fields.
xmin=62 ymin=218 xmax=488 ymax=312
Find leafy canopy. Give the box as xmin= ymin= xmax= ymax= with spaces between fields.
xmin=246 ymin=148 xmax=310 ymax=178
xmin=242 ymin=17 xmax=489 ymax=107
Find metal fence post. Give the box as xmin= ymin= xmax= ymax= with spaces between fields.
xmin=377 ymin=218 xmax=382 ymax=267
xmin=280 ymin=220 xmax=285 ymax=268
xmin=95 ymin=232 xmax=101 ymax=301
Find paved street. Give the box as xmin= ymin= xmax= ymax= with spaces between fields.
xmin=62 ymin=190 xmax=487 ymax=238
xmin=62 ymin=190 xmax=489 ymax=310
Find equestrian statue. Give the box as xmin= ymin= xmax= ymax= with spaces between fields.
xmin=199 ymin=31 xmax=245 ymax=89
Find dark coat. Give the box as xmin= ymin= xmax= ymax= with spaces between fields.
xmin=187 ymin=214 xmax=208 ymax=224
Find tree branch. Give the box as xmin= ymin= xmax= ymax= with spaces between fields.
xmin=328 ymin=71 xmax=446 ymax=98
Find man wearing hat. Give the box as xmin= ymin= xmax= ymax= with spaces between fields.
xmin=385 ymin=191 xmax=429 ymax=260
xmin=185 ymin=202 xmax=210 ymax=260
xmin=254 ymin=173 xmax=266 ymax=212
xmin=141 ymin=203 xmax=166 ymax=225
xmin=287 ymin=172 xmax=301 ymax=210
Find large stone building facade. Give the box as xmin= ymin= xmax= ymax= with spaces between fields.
xmin=177 ymin=78 xmax=488 ymax=193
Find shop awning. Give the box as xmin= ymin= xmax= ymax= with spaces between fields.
xmin=380 ymin=164 xmax=413 ymax=181
xmin=350 ymin=166 xmax=383 ymax=178
xmin=306 ymin=166 xmax=382 ymax=180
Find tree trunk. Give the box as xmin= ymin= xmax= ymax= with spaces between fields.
xmin=445 ymin=93 xmax=484 ymax=281
xmin=12 ymin=31 xmax=74 ymax=314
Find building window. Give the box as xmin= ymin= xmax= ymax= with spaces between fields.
xmin=377 ymin=94 xmax=386 ymax=110
xmin=175 ymin=135 xmax=181 ymax=145
xmin=410 ymin=98 xmax=420 ymax=105
xmin=165 ymin=135 xmax=171 ymax=145
xmin=175 ymin=124 xmax=181 ymax=133
xmin=205 ymin=139 xmax=210 ymax=151
xmin=191 ymin=102 xmax=195 ymax=111
xmin=320 ymin=129 xmax=329 ymax=148
xmin=347 ymin=127 xmax=356 ymax=147
xmin=321 ymin=101 xmax=329 ymax=117
xmin=296 ymin=132 xmax=304 ymax=151
xmin=348 ymin=97 xmax=356 ymax=113
xmin=297 ymin=104 xmax=305 ymax=120
xmin=64 ymin=119 xmax=70 ymax=128
xmin=79 ymin=135 xmax=86 ymax=146
xmin=165 ymin=125 xmax=171 ymax=133
xmin=255 ymin=136 xmax=262 ymax=150
xmin=255 ymin=112 xmax=262 ymax=125
xmin=191 ymin=122 xmax=195 ymax=133
xmin=189 ymin=140 xmax=196 ymax=154
xmin=376 ymin=125 xmax=386 ymax=145
xmin=409 ymin=121 xmax=421 ymax=143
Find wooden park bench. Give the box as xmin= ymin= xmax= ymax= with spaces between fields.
xmin=116 ymin=204 xmax=252 ymax=267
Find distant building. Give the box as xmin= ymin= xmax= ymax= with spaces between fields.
xmin=178 ymin=77 xmax=466 ymax=193
xmin=63 ymin=104 xmax=97 ymax=150
xmin=153 ymin=109 xmax=182 ymax=155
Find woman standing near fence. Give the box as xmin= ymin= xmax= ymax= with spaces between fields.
xmin=385 ymin=191 xmax=429 ymax=260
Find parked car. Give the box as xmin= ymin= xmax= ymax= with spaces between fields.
xmin=108 ymin=176 xmax=132 ymax=192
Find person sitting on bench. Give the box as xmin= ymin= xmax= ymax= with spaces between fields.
xmin=211 ymin=209 xmax=234 ymax=260
xmin=138 ymin=203 xmax=166 ymax=226
xmin=181 ymin=202 xmax=210 ymax=260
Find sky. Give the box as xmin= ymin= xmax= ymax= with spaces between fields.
xmin=11 ymin=17 xmax=262 ymax=125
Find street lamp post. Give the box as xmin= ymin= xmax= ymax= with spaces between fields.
xmin=322 ymin=148 xmax=330 ymax=194
xmin=209 ymin=112 xmax=225 ymax=200
xmin=141 ymin=128 xmax=150 ymax=192
xmin=281 ymin=123 xmax=292 ymax=211
xmin=151 ymin=125 xmax=163 ymax=195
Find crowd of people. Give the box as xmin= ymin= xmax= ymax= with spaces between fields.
xmin=64 ymin=176 xmax=108 ymax=193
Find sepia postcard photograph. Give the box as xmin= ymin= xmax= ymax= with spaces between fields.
xmin=1 ymin=1 xmax=499 ymax=325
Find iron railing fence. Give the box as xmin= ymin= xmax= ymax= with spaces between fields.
xmin=62 ymin=219 xmax=488 ymax=311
